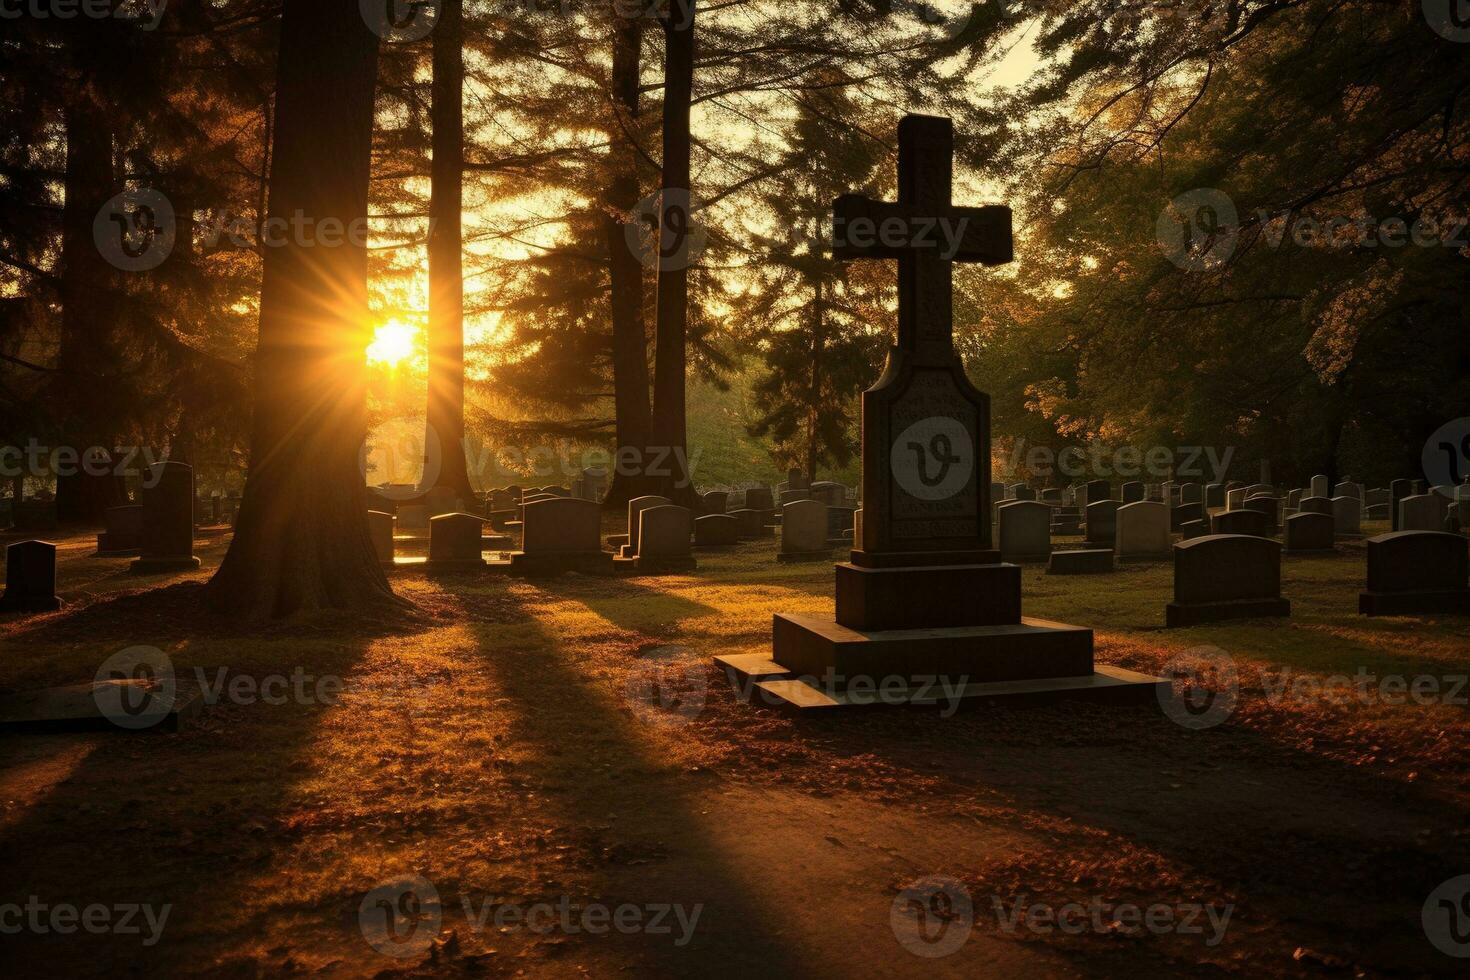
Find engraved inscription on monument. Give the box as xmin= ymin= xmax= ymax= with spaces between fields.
xmin=888 ymin=369 xmax=979 ymax=540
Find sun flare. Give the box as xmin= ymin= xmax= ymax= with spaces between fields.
xmin=366 ymin=320 xmax=418 ymax=367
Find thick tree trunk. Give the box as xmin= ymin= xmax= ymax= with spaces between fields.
xmin=602 ymin=12 xmax=652 ymax=510
xmin=207 ymin=0 xmax=397 ymax=619
xmin=649 ymin=0 xmax=697 ymax=507
xmin=805 ymin=280 xmax=824 ymax=485
xmin=426 ymin=0 xmax=474 ymax=500
xmin=54 ymin=68 xmax=127 ymax=525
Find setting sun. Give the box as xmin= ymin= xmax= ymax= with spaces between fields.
xmin=366 ymin=319 xmax=418 ymax=366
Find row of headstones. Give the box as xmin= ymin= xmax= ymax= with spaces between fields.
xmin=1166 ymin=531 xmax=1470 ymax=624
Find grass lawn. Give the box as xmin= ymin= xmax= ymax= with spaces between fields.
xmin=2 ymin=521 xmax=1468 ymax=977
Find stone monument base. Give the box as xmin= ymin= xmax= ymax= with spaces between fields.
xmin=1166 ymin=596 xmax=1291 ymax=627
xmin=129 ymin=556 xmax=202 ymax=575
xmin=1358 ymin=589 xmax=1470 ymax=617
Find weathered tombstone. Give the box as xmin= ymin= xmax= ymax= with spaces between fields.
xmin=1047 ymin=549 xmax=1113 ymax=575
xmin=1330 ymin=495 xmax=1362 ymax=536
xmin=1334 ymin=481 xmax=1360 ymax=499
xmin=511 ymin=497 xmax=611 ymax=575
xmin=811 ymin=482 xmax=847 ymax=506
xmin=1040 ymin=487 xmax=1062 ymax=504
xmin=702 ymin=490 xmax=729 ymax=514
xmin=787 ymin=468 xmax=811 ymax=492
xmin=1212 ymin=508 xmax=1271 ymax=537
xmin=749 ymin=116 xmax=1162 ymax=709
xmin=130 ymin=461 xmax=201 ymax=573
xmin=1286 ymin=488 xmax=1303 ymax=510
xmin=1170 ymin=501 xmax=1203 ymax=532
xmin=1167 ymin=535 xmax=1290 ymax=626
xmin=827 ymin=504 xmax=856 ymax=542
xmin=1085 ymin=479 xmax=1111 ymax=506
xmin=211 ymin=495 xmax=223 ymax=524
xmin=1179 ymin=483 xmax=1201 ymax=505
xmin=1005 ymin=482 xmax=1025 ymax=500
xmin=1121 ymin=481 xmax=1145 ymax=504
xmin=1399 ymin=493 xmax=1447 ymax=532
xmin=1085 ymin=500 xmax=1120 ymax=547
xmin=634 ymin=505 xmax=696 ymax=572
xmin=744 ymin=486 xmax=774 ymax=512
xmin=620 ymin=495 xmax=670 ymax=557
xmin=1178 ymin=519 xmax=1210 ymax=540
xmin=1011 ymin=485 xmax=1037 ymax=502
xmin=0 ymin=540 xmax=61 ymax=612
xmin=989 ymin=481 xmax=1005 ymax=503
xmin=424 ymin=486 xmax=459 ymax=516
xmin=1283 ymin=513 xmax=1335 ymax=554
xmin=579 ymin=468 xmax=607 ymax=502
xmin=425 ymin=513 xmax=487 ymax=569
xmin=95 ymin=505 xmax=144 ymax=556
xmin=1365 ymin=488 xmax=1390 ymax=507
xmin=778 ymin=499 xmax=832 ymax=562
xmin=1359 ymin=532 xmax=1470 ymax=616
xmin=1309 ymin=474 xmax=1330 ymax=498
xmin=998 ymin=500 xmax=1051 ymax=562
xmin=1390 ymin=478 xmax=1413 ymax=531
xmin=1226 ymin=488 xmax=1247 ymax=511
xmin=1205 ymin=483 xmax=1226 ymax=509
xmin=779 ymin=488 xmax=810 ymax=508
xmin=1115 ymin=501 xmax=1170 ymax=560
xmin=366 ymin=510 xmax=395 ymax=567
xmin=694 ymin=514 xmax=740 ymax=547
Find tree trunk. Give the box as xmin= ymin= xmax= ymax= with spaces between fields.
xmin=805 ymin=279 xmax=824 ymax=485
xmin=54 ymin=70 xmax=127 ymax=525
xmin=207 ymin=0 xmax=397 ymax=619
xmin=602 ymin=11 xmax=652 ymax=510
xmin=426 ymin=0 xmax=473 ymax=500
xmin=649 ymin=0 xmax=697 ymax=507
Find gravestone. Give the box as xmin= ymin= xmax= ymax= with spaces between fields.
xmin=1085 ymin=500 xmax=1121 ymax=548
xmin=1047 ymin=549 xmax=1113 ymax=575
xmin=778 ymin=499 xmax=832 ymax=563
xmin=1180 ymin=483 xmax=1201 ymax=505
xmin=367 ymin=510 xmax=395 ymax=567
xmin=424 ymin=486 xmax=459 ymax=516
xmin=1286 ymin=489 xmax=1303 ymax=510
xmin=744 ymin=486 xmax=775 ymax=514
xmin=1178 ymin=519 xmax=1210 ymax=540
xmin=1170 ymin=502 xmax=1204 ymax=532
xmin=511 ymin=497 xmax=612 ymax=575
xmin=579 ymin=468 xmax=607 ymax=502
xmin=1330 ymin=495 xmax=1362 ymax=536
xmin=1161 ymin=481 xmax=1177 ymax=506
xmin=634 ymin=505 xmax=696 ymax=572
xmin=1359 ymin=531 xmax=1470 ymax=616
xmin=694 ymin=514 xmax=740 ymax=547
xmin=1365 ymin=488 xmax=1390 ymax=507
xmin=95 ymin=505 xmax=144 ymax=556
xmin=1167 ymin=535 xmax=1290 ymax=627
xmin=0 ymin=540 xmax=61 ymax=612
xmin=397 ymin=503 xmax=430 ymax=530
xmin=1390 ymin=478 xmax=1413 ymax=531
xmin=130 ymin=461 xmax=201 ymax=574
xmin=1225 ymin=487 xmax=1246 ymax=511
xmin=703 ymin=490 xmax=729 ymax=514
xmin=827 ymin=505 xmax=856 ymax=542
xmin=1243 ymin=495 xmax=1279 ymax=530
xmin=728 ymin=508 xmax=769 ymax=539
xmin=1310 ymin=475 xmax=1330 ymax=498
xmin=1298 ymin=496 xmax=1332 ymax=516
xmin=787 ymin=468 xmax=811 ymax=492
xmin=1121 ymin=481 xmax=1145 ymax=504
xmin=779 ymin=488 xmax=810 ymax=508
xmin=1334 ymin=481 xmax=1360 ymax=499
xmin=1115 ymin=501 xmax=1170 ymax=560
xmin=1399 ymin=494 xmax=1447 ymax=532
xmin=620 ymin=495 xmax=670 ymax=557
xmin=1085 ymin=479 xmax=1111 ymax=507
xmin=425 ymin=513 xmax=486 ymax=569
xmin=1212 ymin=508 xmax=1271 ymax=537
xmin=811 ymin=482 xmax=847 ymax=507
xmin=998 ymin=500 xmax=1052 ymax=562
xmin=1283 ymin=512 xmax=1335 ymax=554
xmin=742 ymin=115 xmax=1163 ymax=709
xmin=1205 ymin=483 xmax=1225 ymax=509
